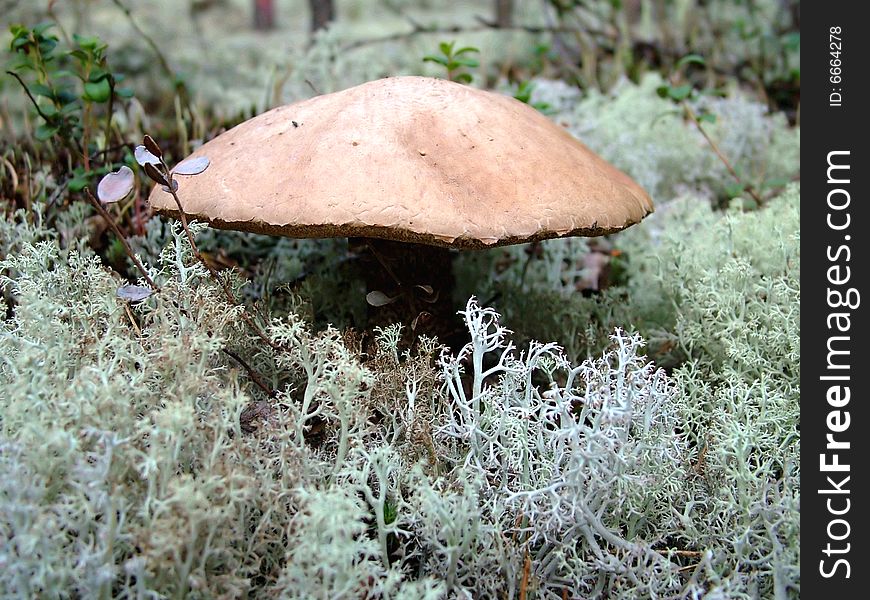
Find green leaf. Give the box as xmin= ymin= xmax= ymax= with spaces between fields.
xmin=423 ymin=55 xmax=449 ymax=67
xmin=69 ymin=49 xmax=90 ymax=62
xmin=60 ymin=101 xmax=80 ymax=115
xmin=439 ymin=41 xmax=454 ymax=56
xmin=762 ymin=177 xmax=789 ymax=189
xmin=9 ymin=24 xmax=28 ymax=38
xmin=725 ymin=182 xmax=746 ymax=198
xmin=676 ymin=54 xmax=706 ymax=69
xmin=52 ymin=69 xmax=78 ymax=80
xmin=35 ymin=123 xmax=59 ymax=140
xmin=68 ymin=175 xmax=91 ymax=192
xmin=383 ymin=499 xmax=398 ymax=525
xmin=697 ymin=112 xmax=717 ymax=124
xmin=57 ymin=89 xmax=79 ymax=105
xmin=454 ymin=46 xmax=479 ymax=56
xmin=30 ymin=83 xmax=54 ymax=98
xmin=698 ymin=87 xmax=728 ymax=98
xmin=655 ymin=85 xmax=669 ymax=99
xmin=514 ymin=81 xmax=533 ymax=103
xmin=38 ymin=39 xmax=58 ymax=54
xmin=6 ymin=55 xmax=31 ymax=71
xmin=88 ymin=68 xmax=109 ymax=83
xmin=37 ymin=102 xmax=58 ymax=117
xmin=667 ymin=84 xmax=693 ymax=101
xmin=73 ymin=33 xmax=103 ymax=51
xmin=83 ymin=79 xmax=111 ymax=103
xmin=32 ymin=22 xmax=56 ymax=37
xmin=455 ymin=73 xmax=473 ymax=84
xmin=11 ymin=36 xmax=31 ymax=51
xmin=452 ymin=57 xmax=479 ymax=68
xmin=116 ymin=87 xmax=135 ymax=99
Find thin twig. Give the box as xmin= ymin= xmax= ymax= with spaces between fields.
xmin=89 ymin=142 xmax=135 ymax=162
xmin=365 ymin=241 xmax=402 ymax=288
xmin=657 ymin=549 xmax=703 ymax=557
xmin=104 ymin=76 xmax=116 ymax=151
xmin=109 ymin=0 xmax=176 ymax=83
xmin=123 ymin=302 xmax=142 ymax=337
xmin=340 ymin=19 xmax=613 ymax=53
xmin=519 ymin=549 xmax=531 ymax=600
xmin=519 ymin=241 xmax=541 ymax=288
xmin=304 ymin=79 xmax=321 ymax=96
xmin=222 ymin=348 xmax=276 ymax=398
xmin=683 ymin=102 xmax=764 ymax=205
xmin=7 ymin=70 xmax=85 ymax=158
xmin=85 ymin=188 xmax=159 ymax=290
xmin=6 ymin=71 xmax=54 ymax=124
xmin=160 ymin=169 xmax=283 ymax=353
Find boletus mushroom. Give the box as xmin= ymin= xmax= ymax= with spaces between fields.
xmin=148 ymin=76 xmax=652 ymax=345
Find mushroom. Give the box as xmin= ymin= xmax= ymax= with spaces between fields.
xmin=148 ymin=76 xmax=652 ymax=344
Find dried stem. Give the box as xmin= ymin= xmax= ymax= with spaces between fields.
xmin=657 ymin=549 xmax=703 ymax=557
xmin=109 ymin=0 xmax=175 ymax=86
xmin=683 ymin=102 xmax=764 ymax=205
xmin=6 ymin=71 xmax=54 ymax=124
xmin=160 ymin=167 xmax=283 ymax=353
xmin=340 ymin=18 xmax=613 ymax=53
xmin=85 ymin=188 xmax=159 ymax=290
xmin=222 ymin=348 xmax=276 ymax=398
xmin=519 ymin=549 xmax=531 ymax=600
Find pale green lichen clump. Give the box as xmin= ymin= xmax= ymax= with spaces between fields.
xmin=0 ymin=0 xmax=800 ymax=594
xmin=0 ymin=184 xmax=798 ymax=598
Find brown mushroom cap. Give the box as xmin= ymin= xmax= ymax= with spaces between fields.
xmin=148 ymin=76 xmax=652 ymax=249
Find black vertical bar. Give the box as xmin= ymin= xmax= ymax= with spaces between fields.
xmin=803 ymin=1 xmax=869 ymax=595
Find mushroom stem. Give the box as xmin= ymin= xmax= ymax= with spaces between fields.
xmin=352 ymin=237 xmax=460 ymax=348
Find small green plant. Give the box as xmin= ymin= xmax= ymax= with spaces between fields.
xmin=731 ymin=14 xmax=801 ymax=108
xmin=656 ymin=54 xmax=765 ymax=206
xmin=6 ymin=23 xmax=135 ymax=190
xmin=512 ymin=80 xmax=553 ymax=114
xmin=422 ymin=41 xmax=479 ymax=83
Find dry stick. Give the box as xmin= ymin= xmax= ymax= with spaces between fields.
xmin=85 ymin=188 xmax=159 ymax=290
xmin=657 ymin=549 xmax=703 ymax=557
xmin=519 ymin=549 xmax=532 ymax=600
xmin=518 ymin=241 xmax=540 ymax=288
xmin=109 ymin=0 xmax=175 ymax=85
xmin=104 ymin=77 xmax=116 ymax=151
xmin=1 ymin=155 xmax=20 ymax=192
xmin=682 ymin=102 xmax=765 ymax=206
xmin=7 ymin=71 xmax=86 ymax=161
xmin=156 ymin=172 xmax=281 ymax=401
xmin=340 ymin=19 xmax=614 ymax=53
xmin=366 ymin=241 xmax=403 ymax=288
xmin=89 ymin=143 xmax=134 ymax=162
xmin=110 ymin=0 xmax=193 ymax=116
xmin=160 ymin=169 xmax=283 ymax=353
xmin=123 ymin=302 xmax=142 ymax=337
xmin=6 ymin=71 xmax=54 ymax=124
xmin=222 ymin=348 xmax=276 ymax=398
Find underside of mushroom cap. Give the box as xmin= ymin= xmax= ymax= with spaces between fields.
xmin=148 ymin=76 xmax=653 ymax=249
